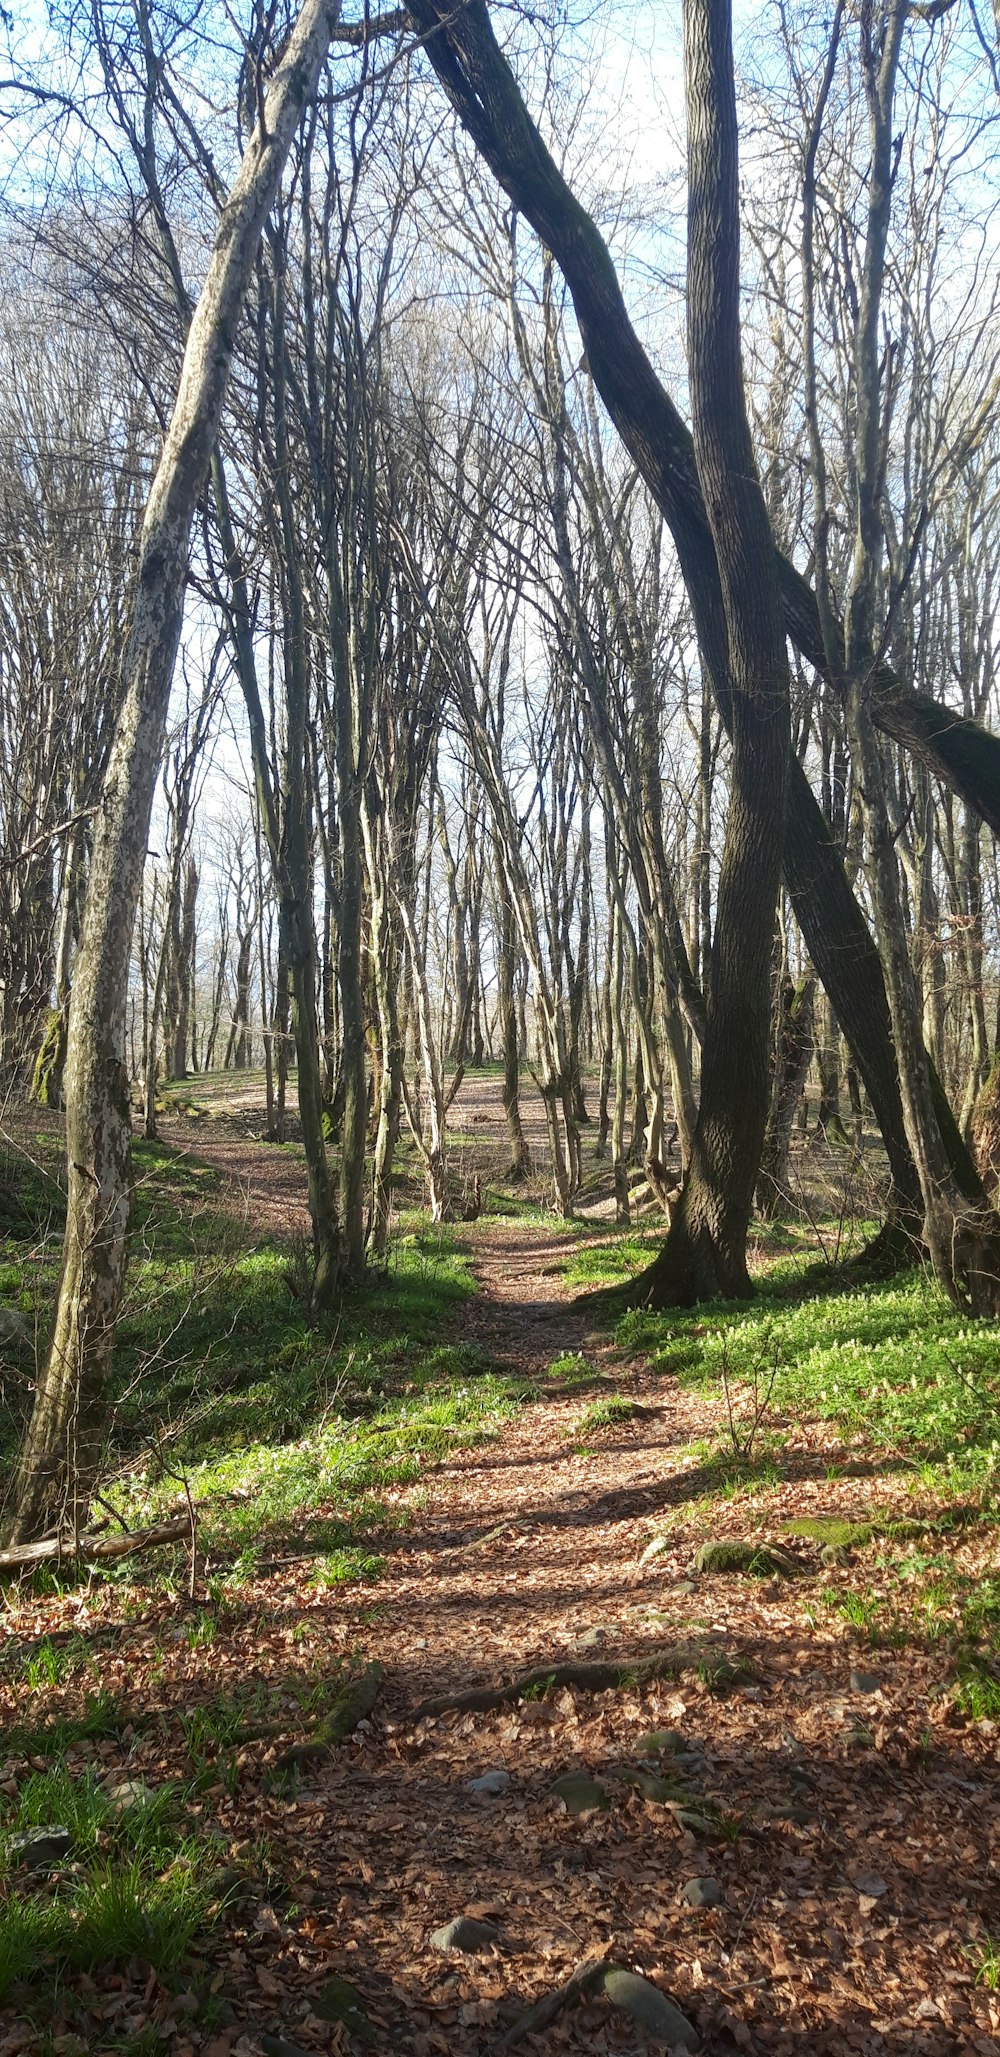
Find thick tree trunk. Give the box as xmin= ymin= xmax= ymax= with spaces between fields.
xmin=626 ymin=0 xmax=789 ymax=1306
xmin=407 ymin=0 xmax=979 ymax=1241
xmin=6 ymin=0 xmax=345 ymax=1545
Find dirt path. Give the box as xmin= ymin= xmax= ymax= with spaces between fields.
xmin=3 ymin=1179 xmax=998 ymax=2056
xmin=293 ymin=1223 xmax=997 ymax=2057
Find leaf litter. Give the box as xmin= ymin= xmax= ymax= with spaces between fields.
xmin=1 ymin=1208 xmax=999 ymax=2056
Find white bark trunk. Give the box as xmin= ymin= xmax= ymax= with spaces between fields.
xmin=8 ymin=0 xmax=344 ymax=1543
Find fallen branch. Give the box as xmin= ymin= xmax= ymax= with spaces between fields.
xmin=490 ymin=1953 xmax=612 ymax=2051
xmin=0 ymin=1515 xmax=190 ymax=1573
xmin=412 ymin=1645 xmax=701 ymax=1721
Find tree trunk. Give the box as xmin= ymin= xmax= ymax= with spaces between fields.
xmin=6 ymin=0 xmax=345 ymax=1545
xmin=756 ymin=973 xmax=815 ymax=1217
xmin=408 ymin=0 xmax=978 ymax=1246
xmin=621 ymin=0 xmax=789 ymax=1306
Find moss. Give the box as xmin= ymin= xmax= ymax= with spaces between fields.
xmin=29 ymin=1009 xmax=67 ymax=1109
xmin=782 ymin=1516 xmax=878 ymax=1548
xmin=783 ymin=1504 xmax=986 ymax=1550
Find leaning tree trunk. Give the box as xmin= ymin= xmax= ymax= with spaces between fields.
xmin=408 ymin=0 xmax=980 ymax=1254
xmin=6 ymin=0 xmax=345 ymax=1546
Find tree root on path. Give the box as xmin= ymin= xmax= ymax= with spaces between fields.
xmin=272 ymin=1659 xmax=384 ymax=1774
xmin=411 ymin=1644 xmax=735 ymax=1721
xmin=489 ymin=1953 xmax=613 ymax=2051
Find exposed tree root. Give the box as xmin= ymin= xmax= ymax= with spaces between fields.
xmin=273 ymin=1659 xmax=384 ymax=1774
xmin=489 ymin=1953 xmax=613 ymax=2051
xmin=412 ymin=1645 xmax=714 ymax=1721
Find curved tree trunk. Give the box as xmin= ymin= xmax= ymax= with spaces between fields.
xmin=406 ymin=0 xmax=978 ymax=1248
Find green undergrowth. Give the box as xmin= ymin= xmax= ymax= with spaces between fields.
xmin=617 ymin=1268 xmax=1000 ymax=1491
xmin=1 ymin=1135 xmax=527 ymax=1580
xmin=0 ymin=1766 xmax=220 ymax=2004
xmin=561 ymin=1230 xmax=665 ymax=1285
xmin=570 ymin=1393 xmax=638 ymax=1436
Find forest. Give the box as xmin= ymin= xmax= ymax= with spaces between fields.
xmin=1 ymin=0 xmax=1000 ymax=2049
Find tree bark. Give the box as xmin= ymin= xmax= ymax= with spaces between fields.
xmin=630 ymin=0 xmax=789 ymax=1304
xmin=7 ymin=0 xmax=345 ymax=1545
xmin=405 ymin=0 xmax=983 ymax=1237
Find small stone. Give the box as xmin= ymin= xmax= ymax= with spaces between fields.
xmin=313 ymin=1975 xmax=376 ymax=2043
xmin=467 ymin=1769 xmax=511 ymax=1796
xmin=639 ymin=1535 xmax=670 ymax=1566
xmin=851 ymin=1871 xmax=888 ymax=1898
xmin=850 ymin=1668 xmax=883 ymax=1695
xmin=636 ymin=1730 xmax=685 ymax=1757
xmin=8 ymin=1825 xmax=72 ymax=1870
xmin=680 ymin=1876 xmax=722 ymax=1908
xmin=569 ymin=1626 xmax=606 ymax=1653
xmin=549 ymin=1772 xmax=610 ymax=1816
xmin=104 ymin=1776 xmax=157 ymax=1812
xmin=671 ymin=1579 xmax=698 ymax=1596
xmin=430 ymin=1916 xmax=500 ymax=1953
xmin=601 ymin=1966 xmax=700 ymax=2048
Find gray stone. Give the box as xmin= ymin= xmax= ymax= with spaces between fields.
xmin=671 ymin=1579 xmax=698 ymax=1596
xmin=680 ymin=1876 xmax=722 ymax=1909
xmin=601 ymin=1967 xmax=700 ymax=2048
xmin=549 ymin=1772 xmax=610 ymax=1816
xmin=430 ymin=1916 xmax=500 ymax=1953
xmin=636 ymin=1729 xmax=685 ymax=1758
xmin=467 ymin=1769 xmax=511 ymax=1796
xmin=9 ymin=1825 xmax=71 ymax=1870
xmin=849 ymin=1668 xmax=883 ymax=1695
xmin=104 ymin=1777 xmax=157 ymax=1812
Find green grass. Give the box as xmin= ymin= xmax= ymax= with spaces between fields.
xmin=561 ymin=1231 xmax=664 ymax=1286
xmin=0 ymin=1765 xmax=219 ymax=2002
xmin=619 ymin=1268 xmax=1000 ymax=1489
xmin=0 ymin=1136 xmax=527 ymax=1577
xmin=571 ymin=1393 xmax=638 ymax=1435
xmin=971 ymin=1934 xmax=1000 ymax=1990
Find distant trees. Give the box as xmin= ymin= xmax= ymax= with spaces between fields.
xmin=5 ymin=0 xmax=1000 ymax=1533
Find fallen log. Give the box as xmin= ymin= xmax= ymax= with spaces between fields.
xmin=0 ymin=1515 xmax=190 ymax=1573
xmin=412 ymin=1644 xmax=709 ymax=1721
xmin=490 ymin=1953 xmax=612 ymax=2051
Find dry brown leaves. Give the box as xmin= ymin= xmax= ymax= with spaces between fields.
xmin=2 ymin=1214 xmax=999 ymax=2057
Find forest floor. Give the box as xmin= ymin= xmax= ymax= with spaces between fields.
xmin=1 ymin=1081 xmax=1000 ymax=2056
